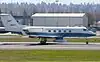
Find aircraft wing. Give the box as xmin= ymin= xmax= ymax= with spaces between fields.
xmin=29 ymin=35 xmax=59 ymax=38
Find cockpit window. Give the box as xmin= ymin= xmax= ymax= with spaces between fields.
xmin=83 ymin=29 xmax=87 ymax=31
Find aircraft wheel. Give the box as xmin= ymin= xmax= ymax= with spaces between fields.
xmin=40 ymin=40 xmax=46 ymax=45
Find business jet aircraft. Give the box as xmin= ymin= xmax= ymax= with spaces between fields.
xmin=0 ymin=14 xmax=96 ymax=44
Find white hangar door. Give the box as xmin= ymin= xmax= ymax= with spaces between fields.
xmin=69 ymin=17 xmax=83 ymax=26
xmin=33 ymin=17 xmax=45 ymax=26
xmin=57 ymin=17 xmax=70 ymax=26
xmin=45 ymin=17 xmax=57 ymax=26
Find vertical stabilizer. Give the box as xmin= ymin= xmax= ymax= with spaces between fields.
xmin=0 ymin=14 xmax=26 ymax=35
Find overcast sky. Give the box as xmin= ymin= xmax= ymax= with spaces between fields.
xmin=0 ymin=0 xmax=100 ymax=4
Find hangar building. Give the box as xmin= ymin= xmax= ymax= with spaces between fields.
xmin=31 ymin=13 xmax=88 ymax=27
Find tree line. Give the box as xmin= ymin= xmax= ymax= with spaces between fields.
xmin=0 ymin=2 xmax=100 ymax=25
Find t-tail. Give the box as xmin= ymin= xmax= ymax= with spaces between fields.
xmin=0 ymin=14 xmax=26 ymax=35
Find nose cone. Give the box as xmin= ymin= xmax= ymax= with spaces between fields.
xmin=91 ymin=33 xmax=96 ymax=36
xmin=90 ymin=32 xmax=96 ymax=36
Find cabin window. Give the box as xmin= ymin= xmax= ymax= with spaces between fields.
xmin=53 ymin=30 xmax=56 ymax=32
xmin=69 ymin=30 xmax=71 ymax=33
xmin=58 ymin=30 xmax=61 ymax=32
xmin=48 ymin=30 xmax=51 ymax=32
xmin=64 ymin=30 xmax=66 ymax=32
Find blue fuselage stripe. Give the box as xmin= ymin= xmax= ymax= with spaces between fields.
xmin=26 ymin=32 xmax=95 ymax=37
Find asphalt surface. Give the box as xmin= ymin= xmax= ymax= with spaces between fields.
xmin=0 ymin=42 xmax=100 ymax=50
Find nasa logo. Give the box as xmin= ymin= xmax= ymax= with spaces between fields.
xmin=7 ymin=20 xmax=11 ymax=22
xmin=10 ymin=24 xmax=16 ymax=26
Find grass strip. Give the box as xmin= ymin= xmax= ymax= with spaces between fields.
xmin=0 ymin=50 xmax=99 ymax=62
xmin=0 ymin=38 xmax=99 ymax=42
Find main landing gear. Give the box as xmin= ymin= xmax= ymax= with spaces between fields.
xmin=39 ymin=38 xmax=47 ymax=45
xmin=38 ymin=37 xmax=65 ymax=45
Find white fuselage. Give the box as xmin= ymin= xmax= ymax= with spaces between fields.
xmin=23 ymin=26 xmax=96 ymax=37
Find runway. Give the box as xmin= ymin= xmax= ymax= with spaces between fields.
xmin=0 ymin=42 xmax=100 ymax=50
